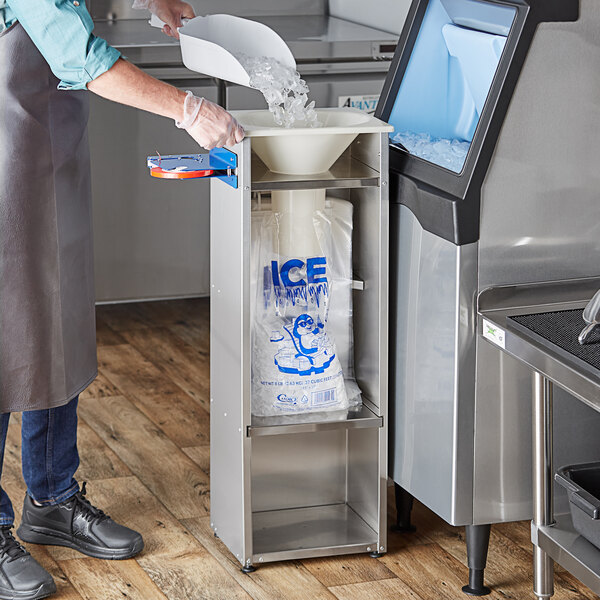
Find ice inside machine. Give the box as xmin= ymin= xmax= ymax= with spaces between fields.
xmin=388 ymin=0 xmax=516 ymax=172
xmin=376 ymin=0 xmax=600 ymax=596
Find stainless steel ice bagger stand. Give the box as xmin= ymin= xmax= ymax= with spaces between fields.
xmin=377 ymin=0 xmax=600 ymax=595
xmin=148 ymin=107 xmax=393 ymax=569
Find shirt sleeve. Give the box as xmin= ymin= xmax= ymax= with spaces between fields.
xmin=7 ymin=0 xmax=121 ymax=90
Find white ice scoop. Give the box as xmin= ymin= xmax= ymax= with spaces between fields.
xmin=579 ymin=288 xmax=600 ymax=345
xmin=149 ymin=14 xmax=296 ymax=87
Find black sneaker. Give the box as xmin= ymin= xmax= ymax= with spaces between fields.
xmin=0 ymin=526 xmax=56 ymax=599
xmin=17 ymin=483 xmax=143 ymax=560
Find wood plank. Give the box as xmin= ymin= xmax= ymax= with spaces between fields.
xmin=385 ymin=531 xmax=591 ymax=600
xmin=388 ymin=483 xmax=593 ymax=597
xmin=493 ymin=519 xmax=569 ymax=576
xmin=557 ymin=571 xmax=600 ymax=600
xmin=302 ymin=554 xmax=397 ymax=587
xmin=79 ymin=373 xmax=120 ymax=400
xmin=138 ymin=552 xmax=252 ymax=600
xmin=385 ymin=489 xmax=437 ymax=551
xmin=389 ymin=495 xmax=593 ymax=598
xmin=475 ymin=531 xmax=543 ymax=599
xmin=75 ymin=419 xmax=132 ymax=481
xmin=381 ymin=543 xmax=496 ymax=600
xmin=33 ymin=552 xmax=84 ymax=600
xmin=96 ymin=304 xmax=154 ymax=332
xmin=329 ymin=578 xmax=424 ymax=600
xmin=482 ymin=528 xmax=599 ymax=600
xmin=494 ymin=519 xmax=531 ymax=553
xmin=170 ymin=321 xmax=210 ymax=356
xmin=135 ymin=298 xmax=209 ymax=328
xmin=121 ymin=327 xmax=210 ymax=411
xmin=182 ymin=516 xmax=338 ymax=600
xmin=97 ymin=344 xmax=210 ymax=446
xmin=182 ymin=446 xmax=210 ymax=476
xmin=97 ymin=299 xmax=209 ymax=334
xmin=59 ymin=558 xmax=168 ymax=600
xmin=400 ymin=500 xmax=461 ymax=547
xmin=79 ymin=398 xmax=209 ymax=519
xmin=95 ymin=314 xmax=127 ymax=346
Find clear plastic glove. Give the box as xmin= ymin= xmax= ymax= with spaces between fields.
xmin=132 ymin=0 xmax=194 ymax=39
xmin=176 ymin=91 xmax=245 ymax=150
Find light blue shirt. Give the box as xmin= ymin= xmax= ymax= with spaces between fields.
xmin=0 ymin=0 xmax=121 ymax=90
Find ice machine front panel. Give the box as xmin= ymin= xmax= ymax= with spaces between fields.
xmin=388 ymin=0 xmax=516 ymax=173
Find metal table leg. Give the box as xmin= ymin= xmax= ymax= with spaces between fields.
xmin=533 ymin=372 xmax=554 ymax=599
xmin=216 ymin=78 xmax=228 ymax=109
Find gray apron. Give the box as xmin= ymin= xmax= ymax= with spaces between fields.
xmin=0 ymin=23 xmax=97 ymax=413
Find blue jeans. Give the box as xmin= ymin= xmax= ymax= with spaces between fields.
xmin=0 ymin=397 xmax=80 ymax=526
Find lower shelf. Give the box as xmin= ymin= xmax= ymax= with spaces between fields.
xmin=535 ymin=513 xmax=600 ymax=594
xmin=252 ymin=503 xmax=378 ymax=563
xmin=248 ymin=405 xmax=382 ymax=437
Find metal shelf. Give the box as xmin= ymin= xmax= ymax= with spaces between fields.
xmin=250 ymin=150 xmax=380 ymax=191
xmin=210 ymin=129 xmax=388 ymax=569
xmin=247 ymin=405 xmax=382 ymax=437
xmin=535 ymin=513 xmax=600 ymax=595
xmin=479 ymin=296 xmax=600 ymax=411
xmin=252 ymin=503 xmax=378 ymax=563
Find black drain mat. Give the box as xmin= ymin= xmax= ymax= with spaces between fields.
xmin=508 ymin=309 xmax=600 ymax=379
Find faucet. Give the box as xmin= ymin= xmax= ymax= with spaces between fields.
xmin=579 ymin=288 xmax=600 ymax=345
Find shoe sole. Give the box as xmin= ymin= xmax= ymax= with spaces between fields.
xmin=16 ymin=525 xmax=144 ymax=561
xmin=0 ymin=580 xmax=56 ymax=600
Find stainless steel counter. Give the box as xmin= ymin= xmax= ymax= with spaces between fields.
xmin=478 ymin=278 xmax=600 ymax=599
xmin=478 ymin=279 xmax=600 ymax=408
xmin=94 ymin=15 xmax=396 ymax=67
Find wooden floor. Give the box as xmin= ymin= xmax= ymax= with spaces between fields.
xmin=2 ymin=298 xmax=594 ymax=599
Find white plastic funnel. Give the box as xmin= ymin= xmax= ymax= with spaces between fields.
xmin=234 ymin=108 xmax=393 ymax=256
xmin=150 ymin=14 xmax=296 ymax=88
xmin=234 ymin=108 xmax=393 ymax=175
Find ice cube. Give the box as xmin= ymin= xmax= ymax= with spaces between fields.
xmin=237 ymin=53 xmax=320 ymax=128
xmin=392 ymin=131 xmax=469 ymax=173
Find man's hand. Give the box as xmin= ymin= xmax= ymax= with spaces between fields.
xmin=190 ymin=100 xmax=245 ymax=150
xmin=154 ymin=0 xmax=195 ymax=38
xmin=177 ymin=93 xmax=245 ymax=150
xmin=135 ymin=0 xmax=195 ymax=39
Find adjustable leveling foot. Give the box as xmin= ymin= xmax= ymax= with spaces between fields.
xmin=392 ymin=483 xmax=416 ymax=533
xmin=462 ymin=524 xmax=491 ymax=596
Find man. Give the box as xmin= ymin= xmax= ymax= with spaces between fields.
xmin=0 ymin=1 xmax=243 ymax=597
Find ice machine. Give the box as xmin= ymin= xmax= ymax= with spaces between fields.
xmin=376 ymin=0 xmax=600 ymax=595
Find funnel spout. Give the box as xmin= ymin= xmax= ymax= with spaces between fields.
xmin=272 ymin=190 xmax=326 ymax=257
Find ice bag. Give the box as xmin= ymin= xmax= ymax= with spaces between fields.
xmin=251 ymin=199 xmax=360 ymax=416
